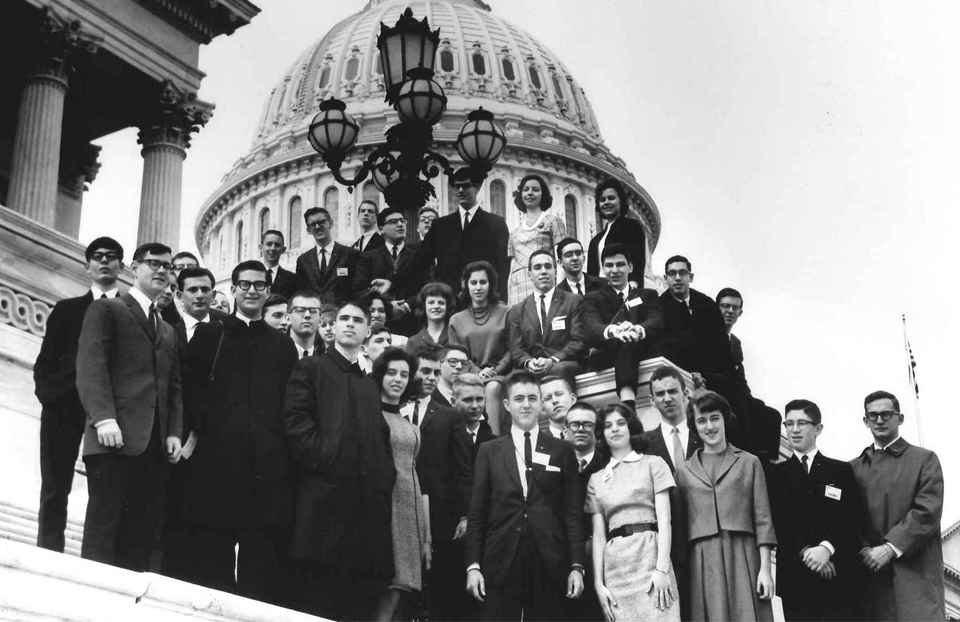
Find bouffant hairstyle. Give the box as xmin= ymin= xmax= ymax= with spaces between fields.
xmin=372 ymin=346 xmax=421 ymax=404
xmin=457 ymin=260 xmax=500 ymax=307
xmin=594 ymin=177 xmax=629 ymax=217
xmin=685 ymin=390 xmax=738 ymax=435
xmin=360 ymin=289 xmax=394 ymax=323
xmin=513 ymin=174 xmax=554 ymax=212
xmin=415 ymin=281 xmax=456 ymax=322
xmin=595 ymin=402 xmax=648 ymax=458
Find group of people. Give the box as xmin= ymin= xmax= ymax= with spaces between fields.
xmin=32 ymin=168 xmax=945 ymax=621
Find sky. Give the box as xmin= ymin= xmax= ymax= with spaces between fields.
xmin=80 ymin=0 xmax=959 ymax=525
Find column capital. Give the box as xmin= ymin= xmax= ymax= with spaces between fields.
xmin=30 ymin=6 xmax=103 ymax=84
xmin=58 ymin=143 xmax=102 ymax=198
xmin=138 ymin=80 xmax=215 ymax=153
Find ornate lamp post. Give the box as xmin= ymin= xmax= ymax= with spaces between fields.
xmin=307 ymin=8 xmax=506 ymax=222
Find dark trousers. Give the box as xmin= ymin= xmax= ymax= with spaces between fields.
xmin=36 ymin=396 xmax=85 ymax=552
xmin=567 ymin=537 xmax=604 ymax=621
xmin=481 ymin=531 xmax=566 ymax=622
xmin=81 ymin=444 xmax=166 ymax=572
xmin=591 ymin=343 xmax=641 ymax=394
xmin=781 ymin=592 xmax=861 ymax=622
xmin=289 ymin=562 xmax=387 ymax=621
xmin=430 ymin=538 xmax=469 ymax=621
xmin=158 ymin=457 xmax=193 ymax=578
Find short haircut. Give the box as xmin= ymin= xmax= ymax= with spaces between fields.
xmin=132 ymin=243 xmax=172 ymax=262
xmin=360 ymin=289 xmax=394 ymax=322
xmin=556 ymin=237 xmax=582 ymax=260
xmin=371 ymin=346 xmax=421 ymax=403
xmin=413 ymin=343 xmax=441 ymax=363
xmin=358 ymin=199 xmax=380 ymax=214
xmin=231 ymin=260 xmax=267 ymax=284
xmin=377 ymin=205 xmax=405 ymax=227
xmin=303 ymin=206 xmax=331 ymax=224
xmin=541 ymin=374 xmax=575 ymax=394
xmin=319 ymin=303 xmax=337 ymax=318
xmin=172 ymin=251 xmax=199 ymax=265
xmin=416 ymin=281 xmax=456 ymax=322
xmin=864 ymin=390 xmax=900 ymax=414
xmin=453 ymin=372 xmax=485 ymax=397
xmin=784 ymin=399 xmax=822 ymax=425
xmin=261 ymin=229 xmax=285 ymax=244
xmin=601 ymin=242 xmax=632 ymax=265
xmin=439 ymin=343 xmax=469 ymax=361
xmin=502 ymin=369 xmax=540 ymax=398
xmin=450 ymin=167 xmax=485 ymax=185
xmin=513 ymin=174 xmax=553 ymax=212
xmin=594 ymin=177 xmax=629 ymax=217
xmin=176 ymin=266 xmax=215 ymax=291
xmin=595 ymin=403 xmax=648 ymax=456
xmin=288 ymin=290 xmax=321 ymax=311
xmin=716 ymin=287 xmax=743 ymax=307
xmin=665 ymin=255 xmax=692 ymax=273
xmin=527 ymin=248 xmax=554 ymax=270
xmin=85 ymin=237 xmax=124 ymax=262
xmin=566 ymin=401 xmax=597 ymax=420
xmin=458 ymin=260 xmax=501 ymax=307
xmin=649 ymin=365 xmax=687 ymax=392
xmin=335 ymin=299 xmax=370 ymax=323
xmin=368 ymin=325 xmax=392 ymax=339
xmin=418 ymin=206 xmax=439 ymax=219
xmin=686 ymin=390 xmax=737 ymax=434
xmin=263 ymin=294 xmax=288 ymax=310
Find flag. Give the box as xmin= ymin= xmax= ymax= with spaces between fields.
xmin=903 ymin=315 xmax=920 ymax=399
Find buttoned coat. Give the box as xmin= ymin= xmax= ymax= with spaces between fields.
xmin=506 ymin=288 xmax=586 ymax=368
xmin=294 ymin=242 xmax=359 ymax=304
xmin=76 ymin=292 xmax=183 ymax=457
xmin=417 ymin=400 xmax=473 ymax=542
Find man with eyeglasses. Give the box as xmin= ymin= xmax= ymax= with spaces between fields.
xmin=849 ymin=390 xmax=944 ymax=621
xmin=715 ymin=287 xmax=747 ymax=387
xmin=353 ymin=199 xmax=385 ymax=253
xmin=767 ymin=399 xmax=861 ymax=621
xmin=287 ymin=290 xmax=322 ymax=358
xmin=555 ymin=237 xmax=603 ymax=297
xmin=260 ymin=230 xmax=296 ymax=300
xmin=295 ymin=206 xmax=359 ymax=305
xmin=76 ymin=242 xmax=183 ymax=571
xmin=354 ymin=206 xmax=421 ymax=337
xmin=417 ymin=206 xmax=438 ymax=239
xmin=34 ymin=236 xmax=124 ymax=552
xmin=387 ymin=167 xmax=510 ymax=302
xmin=167 ymin=251 xmax=199 ymax=321
xmin=169 ymin=259 xmax=298 ymax=605
xmin=434 ymin=344 xmax=470 ymax=407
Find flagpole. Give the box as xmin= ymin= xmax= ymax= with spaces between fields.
xmin=902 ymin=314 xmax=924 ymax=448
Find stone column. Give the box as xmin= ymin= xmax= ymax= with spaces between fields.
xmin=136 ymin=81 xmax=213 ymax=246
xmin=55 ymin=143 xmax=102 ymax=238
xmin=7 ymin=8 xmax=100 ymax=227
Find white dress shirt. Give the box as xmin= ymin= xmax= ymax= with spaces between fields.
xmin=181 ymin=312 xmax=210 ymax=343
xmin=90 ymin=285 xmax=119 ymax=299
xmin=400 ymin=395 xmax=431 ymax=428
xmin=295 ymin=343 xmax=314 ymax=359
xmin=460 ymin=205 xmax=480 ymax=229
xmin=660 ymin=421 xmax=690 ymax=468
xmin=316 ymin=240 xmax=336 ymax=263
xmin=534 ymin=286 xmax=556 ymax=334
xmin=549 ymin=423 xmax=565 ymax=440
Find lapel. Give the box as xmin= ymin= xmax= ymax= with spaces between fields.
xmin=327 ymin=243 xmax=342 ymax=275
xmin=122 ymin=292 xmax=155 ymax=343
xmin=714 ymin=446 xmax=741 ymax=484
xmin=420 ymin=400 xmax=439 ymax=430
xmin=685 ymin=449 xmax=713 ymax=487
xmin=602 ymin=284 xmax=627 ymax=323
xmin=503 ymin=436 xmax=523 ymax=494
xmin=306 ymin=248 xmax=322 ymax=283
xmin=649 ymin=427 xmax=674 ymax=471
xmin=524 ymin=296 xmax=543 ymax=341
xmin=529 ymin=433 xmax=549 ymax=490
xmin=547 ymin=290 xmax=565 ymax=329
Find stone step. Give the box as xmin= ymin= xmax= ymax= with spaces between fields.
xmin=0 ymin=501 xmax=83 ymax=557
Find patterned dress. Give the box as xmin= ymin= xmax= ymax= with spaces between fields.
xmin=506 ymin=211 xmax=566 ymax=306
xmin=382 ymin=402 xmax=427 ymax=592
xmin=586 ymin=452 xmax=680 ymax=622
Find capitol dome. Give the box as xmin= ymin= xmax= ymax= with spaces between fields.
xmin=195 ymin=0 xmax=661 ymax=283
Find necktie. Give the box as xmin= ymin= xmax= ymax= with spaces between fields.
xmin=392 ymin=245 xmax=399 ymax=263
xmin=470 ymin=431 xmax=477 ymax=444
xmin=265 ymin=268 xmax=273 ymax=286
xmin=100 ymin=293 xmax=107 ymax=300
xmin=412 ymin=400 xmax=420 ymax=425
xmin=319 ymin=248 xmax=327 ymax=273
xmin=147 ymin=304 xmax=158 ymax=342
xmin=685 ymin=300 xmax=692 ymax=315
xmin=539 ymin=294 xmax=548 ymax=334
xmin=524 ymin=431 xmax=533 ymax=486
xmin=576 ymin=282 xmax=583 ymax=297
xmin=801 ymin=454 xmax=809 ymax=474
xmin=671 ymin=427 xmax=685 ymax=467
xmin=619 ymin=291 xmax=625 ymax=305
xmin=578 ymin=458 xmax=587 ymax=473
xmin=301 ymin=349 xmax=310 ymax=359
xmin=463 ymin=210 xmax=471 ymax=230
xmin=354 ymin=237 xmax=364 ymax=252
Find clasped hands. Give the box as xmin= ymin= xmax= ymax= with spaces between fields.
xmin=526 ymin=357 xmax=556 ymax=375
xmin=801 ymin=545 xmax=836 ymax=580
xmin=608 ymin=321 xmax=643 ymax=343
xmin=861 ymin=544 xmax=895 ymax=572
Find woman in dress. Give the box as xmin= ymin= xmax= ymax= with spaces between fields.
xmin=674 ymin=391 xmax=776 ymax=622
xmin=404 ymin=282 xmax=454 ymax=354
xmin=448 ymin=261 xmax=511 ymax=434
xmin=587 ymin=177 xmax=647 ymax=285
xmin=506 ymin=174 xmax=566 ymax=306
xmin=587 ymin=403 xmax=679 ymax=622
xmin=372 ymin=347 xmax=431 ymax=621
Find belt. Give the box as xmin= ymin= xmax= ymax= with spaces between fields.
xmin=607 ymin=522 xmax=658 ymax=540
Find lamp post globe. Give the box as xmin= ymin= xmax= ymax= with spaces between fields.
xmin=456 ymin=107 xmax=506 ymax=171
xmin=372 ymin=151 xmax=403 ymax=192
xmin=307 ymin=99 xmax=359 ymax=160
xmin=396 ymin=68 xmax=447 ymax=125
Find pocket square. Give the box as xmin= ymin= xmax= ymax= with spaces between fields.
xmin=545 ymin=464 xmax=561 ymax=472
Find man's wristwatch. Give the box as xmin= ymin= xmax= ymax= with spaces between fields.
xmin=571 ymin=564 xmax=585 ymax=576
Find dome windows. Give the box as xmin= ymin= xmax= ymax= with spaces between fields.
xmin=235 ymin=220 xmax=245 ymax=262
xmin=489 ymin=179 xmax=506 ymax=218
xmin=529 ymin=65 xmax=542 ymax=90
xmin=345 ymin=57 xmax=360 ymax=82
xmin=323 ymin=187 xmax=339 ymax=214
xmin=551 ymin=73 xmax=565 ymax=102
xmin=440 ymin=49 xmax=455 ymax=73
xmin=472 ymin=52 xmax=486 ymax=76
xmin=259 ymin=207 xmax=271 ymax=240
xmin=564 ymin=195 xmax=578 ymax=239
xmin=318 ymin=66 xmax=331 ymax=89
xmin=289 ymin=196 xmax=302 ymax=249
xmin=501 ymin=58 xmax=516 ymax=81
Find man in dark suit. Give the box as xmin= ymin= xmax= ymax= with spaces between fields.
xmin=352 ymin=199 xmax=385 ymax=253
xmin=556 ymin=237 xmax=603 ymax=297
xmin=770 ymin=399 xmax=862 ymax=621
xmin=283 ymin=300 xmax=396 ymax=620
xmin=354 ymin=206 xmax=420 ymax=336
xmin=260 ymin=230 xmax=297 ymax=300
xmin=76 ymin=242 xmax=183 ymax=572
xmin=287 ymin=290 xmax=322 ymax=358
xmin=642 ymin=365 xmax=703 ymax=621
xmin=507 ymin=250 xmax=586 ymax=379
xmin=433 ymin=344 xmax=469 ymax=407
xmin=34 ymin=236 xmax=124 ymax=552
xmin=387 ymin=168 xmax=510 ymax=301
xmin=454 ymin=372 xmax=497 ymax=462
xmin=716 ymin=287 xmax=747 ymax=388
xmin=295 ymin=207 xmax=359 ymax=304
xmin=466 ymin=370 xmax=585 ymax=621
xmin=170 ymin=260 xmax=298 ymax=605
xmin=581 ymin=243 xmax=663 ymax=404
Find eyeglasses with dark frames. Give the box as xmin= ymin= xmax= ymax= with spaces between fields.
xmin=236 ymin=280 xmax=268 ymax=292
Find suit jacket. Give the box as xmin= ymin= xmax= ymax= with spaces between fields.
xmin=468 ymin=420 xmax=497 ymax=463
xmin=770 ymin=452 xmax=862 ymax=603
xmin=417 ymin=399 xmax=473 ymax=542
xmin=506 ymin=288 xmax=586 ymax=367
xmin=674 ymin=445 xmax=776 ymax=546
xmin=181 ymin=316 xmax=298 ymax=529
xmin=76 ymin=292 xmax=183 ymax=457
xmin=353 ymin=242 xmax=421 ymax=325
xmin=586 ymin=215 xmax=647 ymax=283
xmin=658 ymin=288 xmax=734 ymax=377
xmin=582 ymin=284 xmax=664 ymax=366
xmin=850 ymin=438 xmax=945 ymax=621
xmin=34 ymin=290 xmax=95 ymax=407
xmin=642 ymin=424 xmax=702 ymax=473
xmin=396 ymin=207 xmax=510 ymax=301
xmin=465 ymin=433 xmax=585 ymax=588
xmin=557 ymin=273 xmax=604 ymax=296
xmin=353 ymin=231 xmax=384 ymax=254
xmin=269 ymin=265 xmax=298 ymax=300
xmin=294 ymin=242 xmax=360 ymax=305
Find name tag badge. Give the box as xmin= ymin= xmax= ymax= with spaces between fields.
xmin=626 ymin=296 xmax=643 ymax=308
xmin=824 ymin=485 xmax=842 ymax=500
xmin=551 ymin=316 xmax=567 ymax=331
xmin=532 ymin=451 xmax=551 ymax=466
xmin=336 ymin=267 xmax=348 ymax=277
